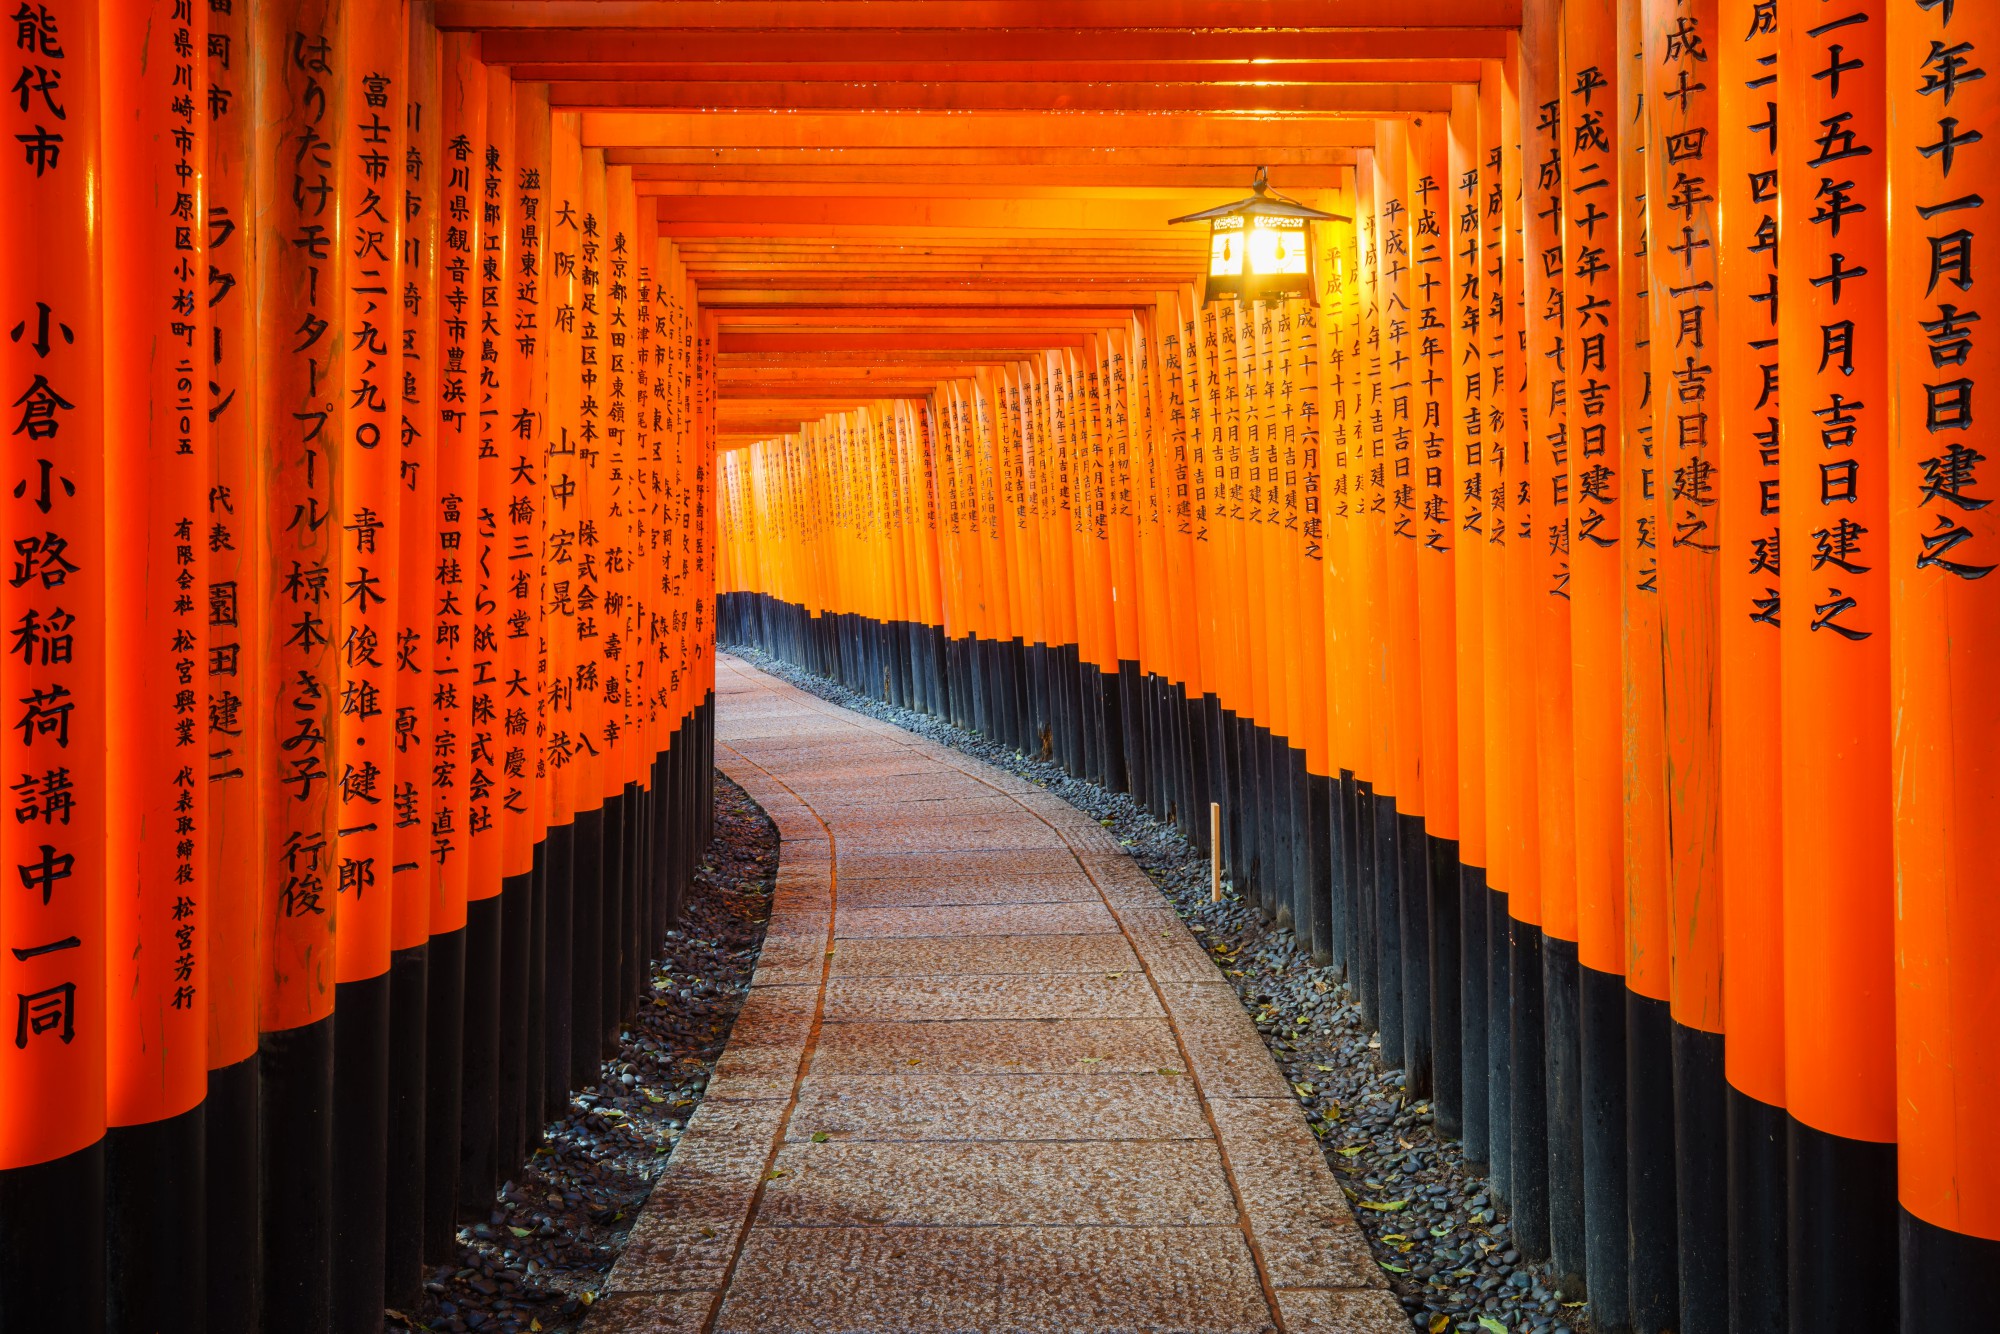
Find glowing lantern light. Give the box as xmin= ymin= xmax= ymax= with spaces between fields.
xmin=1170 ymin=167 xmax=1347 ymax=305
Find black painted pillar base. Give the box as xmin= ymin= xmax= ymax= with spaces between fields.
xmin=1674 ymin=1024 xmax=1728 ymax=1334
xmin=423 ymin=925 xmax=466 ymax=1264
xmin=1305 ymin=770 xmax=1334 ymax=966
xmin=0 ymin=1138 xmax=106 ymax=1334
xmin=1458 ymin=863 xmax=1489 ymax=1171
xmin=1901 ymin=1207 xmax=2000 ymax=1329
xmin=206 ymin=1051 xmax=261 ymax=1334
xmin=1579 ymin=961 xmax=1629 ymax=1330
xmin=459 ymin=893 xmax=504 ymax=1217
xmin=1397 ymin=811 xmax=1431 ymax=1094
xmin=1509 ymin=921 xmax=1550 ymax=1261
xmin=1542 ymin=938 xmax=1586 ymax=1302
xmin=1284 ymin=746 xmax=1309 ymax=937
xmin=598 ymin=793 xmax=624 ymax=1062
xmin=1373 ymin=794 xmax=1403 ymax=1063
xmin=1352 ymin=779 xmax=1379 ymax=1031
xmin=1329 ymin=772 xmax=1356 ymax=980
xmin=569 ymin=805 xmax=605 ymax=1089
xmin=385 ymin=942 xmax=429 ymax=1311
xmin=260 ymin=1013 xmax=335 ymax=1334
xmin=1787 ymin=1118 xmax=1897 ymax=1334
xmin=1487 ymin=896 xmax=1512 ymax=1205
xmin=331 ymin=971 xmax=391 ymax=1334
xmin=1727 ymin=1084 xmax=1788 ymax=1334
xmin=106 ymin=1102 xmax=205 ymax=1334
xmin=543 ymin=821 xmax=575 ymax=1123
xmin=526 ymin=837 xmax=549 ymax=1149
xmin=1217 ymin=708 xmax=1243 ymax=887
xmin=500 ymin=865 xmax=534 ymax=1166
xmin=1627 ymin=991 xmax=1680 ymax=1334
xmin=1426 ymin=833 xmax=1461 ymax=1136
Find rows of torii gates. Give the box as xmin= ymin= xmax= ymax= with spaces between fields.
xmin=1 ymin=1 xmax=1996 ymax=1332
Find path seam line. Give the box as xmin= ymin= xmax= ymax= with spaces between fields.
xmin=698 ymin=674 xmax=841 ymax=1334
xmin=719 ymin=656 xmax=1294 ymax=1334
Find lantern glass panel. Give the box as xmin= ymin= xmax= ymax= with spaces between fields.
xmin=1250 ymin=216 xmax=1308 ymax=276
xmin=1209 ymin=216 xmax=1245 ymax=277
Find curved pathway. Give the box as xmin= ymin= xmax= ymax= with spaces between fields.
xmin=592 ymin=656 xmax=1405 ymax=1334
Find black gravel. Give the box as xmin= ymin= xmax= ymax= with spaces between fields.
xmin=387 ymin=770 xmax=779 ymax=1334
xmin=727 ymin=644 xmax=1585 ymax=1334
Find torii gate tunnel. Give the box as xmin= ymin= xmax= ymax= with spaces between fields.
xmin=1 ymin=1 xmax=1996 ymax=1332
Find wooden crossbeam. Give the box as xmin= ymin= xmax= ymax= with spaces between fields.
xmin=548 ymin=80 xmax=1453 ymax=113
xmin=449 ymin=1 xmax=1520 ymax=33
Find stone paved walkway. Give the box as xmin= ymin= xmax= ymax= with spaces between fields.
xmin=591 ymin=656 xmax=1406 ymax=1334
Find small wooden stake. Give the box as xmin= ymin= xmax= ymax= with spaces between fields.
xmin=1211 ymin=802 xmax=1223 ymax=903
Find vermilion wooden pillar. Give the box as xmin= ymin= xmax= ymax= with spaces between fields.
xmin=1493 ymin=47 xmax=1532 ymax=1212
xmin=598 ymin=160 xmax=635 ymax=1060
xmin=1350 ymin=157 xmax=1388 ymax=1061
xmin=426 ymin=29 xmax=481 ymax=1260
xmin=544 ymin=109 xmax=586 ymax=1097
xmin=483 ymin=64 xmax=533 ymax=1181
xmin=330 ymin=3 xmax=407 ymax=1327
xmin=1470 ymin=68 xmax=1510 ymax=1183
xmin=1372 ymin=121 xmax=1424 ymax=1086
xmin=569 ymin=141 xmax=610 ymax=1076
xmin=456 ymin=62 xmax=511 ymax=1211
xmin=1561 ymin=0 xmax=1634 ymax=1311
xmin=1314 ymin=231 xmax=1360 ymax=983
xmin=1778 ymin=0 xmax=1899 ymax=1325
xmin=1287 ymin=290 xmax=1334 ymax=964
xmin=0 ymin=1 xmax=108 ymax=1328
xmin=101 ymin=0 xmax=214 ymax=1327
xmin=1641 ymin=1 xmax=1727 ymax=1330
xmin=538 ymin=101 xmax=579 ymax=1130
xmin=511 ymin=80 xmax=555 ymax=1127
xmin=385 ymin=3 xmax=441 ymax=1307
xmin=1517 ymin=0 xmax=1567 ymax=1270
xmin=1887 ymin=0 xmax=2000 ymax=1323
xmin=1230 ymin=305 xmax=1275 ymax=917
xmin=1446 ymin=81 xmax=1489 ymax=1162
xmin=1715 ymin=2 xmax=1789 ymax=1329
xmin=253 ymin=2 xmax=345 ymax=1328
xmin=1409 ymin=111 xmax=1461 ymax=1124
xmin=202 ymin=0 xmax=266 ymax=1324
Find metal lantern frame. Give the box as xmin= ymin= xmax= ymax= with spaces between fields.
xmin=1169 ymin=167 xmax=1349 ymax=306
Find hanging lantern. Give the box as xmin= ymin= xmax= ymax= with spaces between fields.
xmin=1170 ymin=167 xmax=1348 ymax=305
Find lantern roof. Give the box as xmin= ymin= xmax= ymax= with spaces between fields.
xmin=1167 ymin=168 xmax=1349 ymax=226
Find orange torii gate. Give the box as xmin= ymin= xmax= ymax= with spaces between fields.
xmin=4 ymin=0 xmax=1999 ymax=1331
xmin=712 ymin=5 xmax=2000 ymax=1333
xmin=1 ymin=7 xmax=717 ymax=1332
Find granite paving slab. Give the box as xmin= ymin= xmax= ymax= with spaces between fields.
xmin=592 ymin=656 xmax=1393 ymax=1334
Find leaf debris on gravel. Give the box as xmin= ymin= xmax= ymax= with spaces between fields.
xmin=388 ymin=770 xmax=778 ymax=1334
